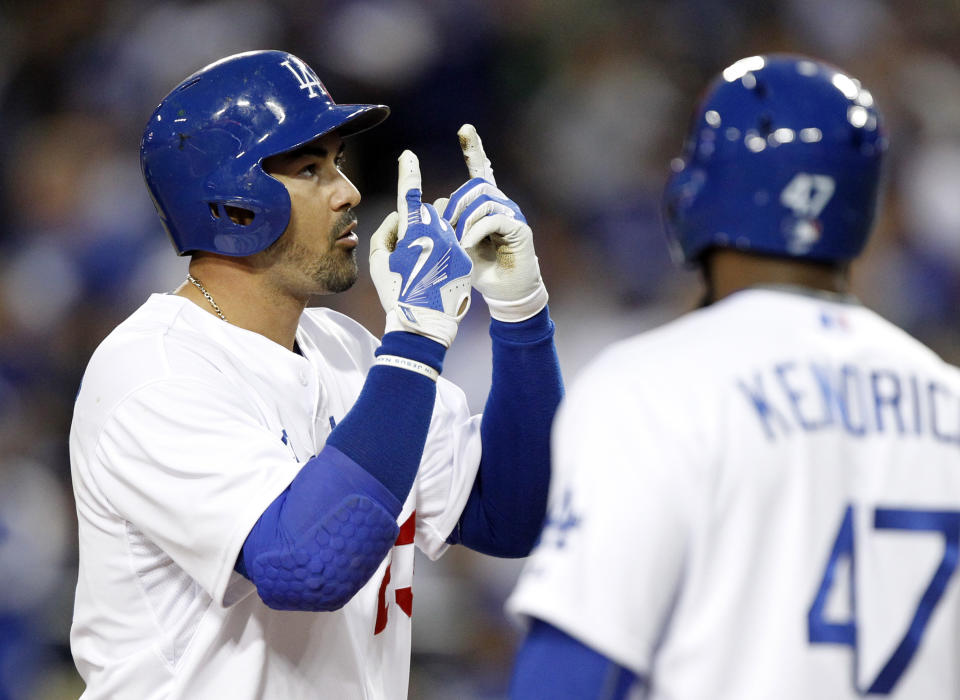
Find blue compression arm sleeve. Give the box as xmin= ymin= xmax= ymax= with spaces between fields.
xmin=510 ymin=619 xmax=641 ymax=700
xmin=328 ymin=331 xmax=445 ymax=501
xmin=448 ymin=307 xmax=562 ymax=556
xmin=236 ymin=331 xmax=444 ymax=611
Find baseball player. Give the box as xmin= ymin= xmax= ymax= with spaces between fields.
xmin=507 ymin=55 xmax=960 ymax=699
xmin=69 ymin=50 xmax=562 ymax=699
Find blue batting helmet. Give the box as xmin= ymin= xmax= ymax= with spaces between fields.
xmin=140 ymin=50 xmax=389 ymax=256
xmin=663 ymin=55 xmax=886 ymax=265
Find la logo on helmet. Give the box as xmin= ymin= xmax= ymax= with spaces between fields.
xmin=280 ymin=57 xmax=327 ymax=99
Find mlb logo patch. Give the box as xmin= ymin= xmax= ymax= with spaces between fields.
xmin=819 ymin=309 xmax=850 ymax=331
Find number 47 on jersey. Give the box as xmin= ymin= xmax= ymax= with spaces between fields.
xmin=808 ymin=505 xmax=960 ymax=694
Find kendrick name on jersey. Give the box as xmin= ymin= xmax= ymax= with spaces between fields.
xmin=738 ymin=361 xmax=959 ymax=444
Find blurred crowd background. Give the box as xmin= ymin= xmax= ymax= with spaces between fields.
xmin=1 ymin=0 xmax=959 ymax=697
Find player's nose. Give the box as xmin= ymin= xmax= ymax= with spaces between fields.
xmin=333 ymin=171 xmax=361 ymax=210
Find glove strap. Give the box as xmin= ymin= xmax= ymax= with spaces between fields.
xmin=375 ymin=354 xmax=440 ymax=382
xmin=484 ymin=282 xmax=549 ymax=323
xmin=384 ymin=306 xmax=461 ymax=348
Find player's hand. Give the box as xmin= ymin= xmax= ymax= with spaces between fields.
xmin=437 ymin=124 xmax=548 ymax=323
xmin=369 ymin=150 xmax=473 ymax=348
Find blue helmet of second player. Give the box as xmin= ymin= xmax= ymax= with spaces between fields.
xmin=663 ymin=55 xmax=886 ymax=265
xmin=140 ymin=50 xmax=390 ymax=257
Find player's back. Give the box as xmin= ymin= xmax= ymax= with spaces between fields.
xmin=510 ymin=287 xmax=960 ymax=700
xmin=645 ymin=288 xmax=960 ymax=698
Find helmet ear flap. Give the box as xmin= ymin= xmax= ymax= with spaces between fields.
xmin=203 ymin=166 xmax=292 ymax=256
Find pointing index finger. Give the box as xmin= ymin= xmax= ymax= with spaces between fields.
xmin=457 ymin=124 xmax=495 ymax=186
xmin=397 ymin=149 xmax=423 ymax=229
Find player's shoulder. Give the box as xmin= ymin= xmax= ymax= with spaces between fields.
xmin=581 ymin=286 xmax=958 ymax=390
xmin=579 ymin=293 xmax=747 ymax=382
xmin=620 ymin=287 xmax=819 ymax=354
xmin=85 ymin=293 xmax=228 ymax=375
xmin=563 ymin=305 xmax=719 ymax=416
xmin=76 ymin=295 xmax=248 ymax=418
xmin=83 ymin=294 xmax=189 ymax=379
xmin=570 ymin=290 xmax=832 ymax=391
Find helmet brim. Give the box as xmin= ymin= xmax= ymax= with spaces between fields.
xmin=329 ymin=103 xmax=390 ymax=139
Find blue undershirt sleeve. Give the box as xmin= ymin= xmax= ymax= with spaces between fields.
xmin=510 ymin=619 xmax=642 ymax=700
xmin=235 ymin=331 xmax=446 ymax=611
xmin=327 ymin=331 xmax=445 ymax=502
xmin=448 ymin=307 xmax=563 ymax=557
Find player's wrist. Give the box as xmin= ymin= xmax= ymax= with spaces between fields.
xmin=376 ymin=331 xmax=446 ymax=374
xmin=489 ymin=305 xmax=554 ymax=343
xmin=483 ymin=282 xmax=549 ymax=323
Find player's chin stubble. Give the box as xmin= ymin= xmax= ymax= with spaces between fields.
xmin=265 ymin=212 xmax=359 ymax=294
xmin=314 ymin=247 xmax=358 ymax=294
xmin=317 ymin=211 xmax=359 ymax=293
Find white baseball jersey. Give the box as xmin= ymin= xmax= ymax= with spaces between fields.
xmin=70 ymin=294 xmax=482 ymax=700
xmin=508 ymin=287 xmax=960 ymax=699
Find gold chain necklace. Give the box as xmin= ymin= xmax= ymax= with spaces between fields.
xmin=186 ymin=274 xmax=227 ymax=321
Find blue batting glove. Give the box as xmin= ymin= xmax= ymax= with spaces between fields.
xmin=370 ymin=150 xmax=473 ymax=347
xmin=435 ymin=125 xmax=548 ymax=323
